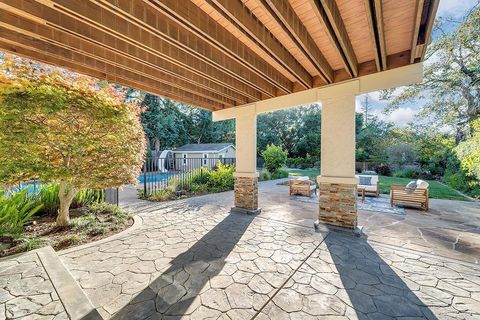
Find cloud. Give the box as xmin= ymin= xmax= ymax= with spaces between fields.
xmin=371 ymin=107 xmax=418 ymax=127
xmin=437 ymin=0 xmax=478 ymax=18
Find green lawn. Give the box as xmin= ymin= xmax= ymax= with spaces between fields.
xmin=286 ymin=168 xmax=469 ymax=201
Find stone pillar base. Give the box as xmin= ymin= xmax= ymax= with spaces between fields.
xmin=233 ymin=174 xmax=260 ymax=214
xmin=317 ymin=181 xmax=357 ymax=229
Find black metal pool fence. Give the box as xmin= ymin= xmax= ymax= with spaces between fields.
xmin=141 ymin=156 xmax=236 ymax=196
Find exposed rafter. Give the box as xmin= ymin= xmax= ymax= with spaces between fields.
xmin=420 ymin=0 xmax=440 ymax=61
xmin=0 ymin=11 xmax=235 ymax=106
xmin=146 ymin=0 xmax=293 ymax=94
xmin=258 ymin=0 xmax=333 ymax=84
xmin=43 ymin=0 xmax=272 ymax=100
xmin=207 ymin=0 xmax=313 ymax=89
xmin=364 ymin=0 xmax=387 ymax=71
xmin=410 ymin=0 xmax=425 ymax=63
xmin=0 ymin=29 xmax=225 ymax=110
xmin=308 ymin=0 xmax=358 ymax=77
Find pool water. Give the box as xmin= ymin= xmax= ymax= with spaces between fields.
xmin=138 ymin=172 xmax=175 ymax=183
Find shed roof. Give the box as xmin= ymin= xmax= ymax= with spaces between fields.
xmin=173 ymin=144 xmax=234 ymax=153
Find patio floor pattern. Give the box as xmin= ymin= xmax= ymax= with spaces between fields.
xmin=1 ymin=180 xmax=479 ymax=319
xmin=0 ymin=251 xmax=68 ymax=320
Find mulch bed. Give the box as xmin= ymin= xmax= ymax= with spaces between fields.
xmin=0 ymin=210 xmax=133 ymax=258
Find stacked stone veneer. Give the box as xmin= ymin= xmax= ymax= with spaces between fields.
xmin=234 ymin=176 xmax=258 ymax=210
xmin=318 ymin=182 xmax=357 ymax=228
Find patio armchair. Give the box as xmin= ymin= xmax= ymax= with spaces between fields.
xmin=390 ymin=180 xmax=429 ymax=211
xmin=355 ymin=174 xmax=380 ymax=197
xmin=289 ymin=176 xmax=316 ymax=197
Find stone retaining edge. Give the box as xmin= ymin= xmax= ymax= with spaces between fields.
xmin=37 ymin=246 xmax=103 ymax=320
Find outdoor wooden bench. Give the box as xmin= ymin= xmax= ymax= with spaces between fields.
xmin=390 ymin=184 xmax=429 ymax=211
xmin=289 ymin=177 xmax=316 ymax=197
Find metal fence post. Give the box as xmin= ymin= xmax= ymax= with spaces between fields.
xmin=143 ymin=160 xmax=147 ymax=196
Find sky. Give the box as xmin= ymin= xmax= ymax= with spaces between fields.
xmin=355 ymin=0 xmax=478 ymax=127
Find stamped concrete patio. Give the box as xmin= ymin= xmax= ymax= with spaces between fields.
xmin=2 ymin=179 xmax=479 ymax=319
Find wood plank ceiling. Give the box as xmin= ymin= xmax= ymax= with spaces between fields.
xmin=0 ymin=0 xmax=439 ymax=111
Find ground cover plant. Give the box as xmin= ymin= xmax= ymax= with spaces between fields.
xmin=0 ymin=197 xmax=131 ymax=257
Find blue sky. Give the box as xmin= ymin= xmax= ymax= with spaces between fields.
xmin=356 ymin=0 xmax=478 ymax=127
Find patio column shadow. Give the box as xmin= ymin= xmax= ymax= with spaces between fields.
xmin=324 ymin=230 xmax=439 ymax=319
xmin=111 ymin=212 xmax=255 ymax=320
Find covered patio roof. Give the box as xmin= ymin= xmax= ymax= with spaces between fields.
xmin=0 ymin=0 xmax=438 ymax=111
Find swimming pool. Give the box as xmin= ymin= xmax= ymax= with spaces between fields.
xmin=137 ymin=172 xmax=175 ymax=183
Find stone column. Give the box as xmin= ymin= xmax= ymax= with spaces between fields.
xmin=316 ymin=91 xmax=358 ymax=229
xmin=231 ymin=105 xmax=260 ymax=214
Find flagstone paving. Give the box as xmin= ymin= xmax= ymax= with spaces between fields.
xmin=1 ymin=180 xmax=479 ymax=319
xmin=0 ymin=251 xmax=68 ymax=320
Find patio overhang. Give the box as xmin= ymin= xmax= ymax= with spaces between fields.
xmin=0 ymin=0 xmax=438 ymax=111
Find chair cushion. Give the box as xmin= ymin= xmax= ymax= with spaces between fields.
xmin=406 ymin=180 xmax=417 ymax=193
xmin=359 ymin=176 xmax=372 ymax=186
xmin=416 ymin=179 xmax=429 ymax=189
xmin=359 ymin=185 xmax=377 ymax=192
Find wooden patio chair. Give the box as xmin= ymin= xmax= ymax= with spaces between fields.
xmin=390 ymin=182 xmax=429 ymax=211
xmin=289 ymin=176 xmax=316 ymax=197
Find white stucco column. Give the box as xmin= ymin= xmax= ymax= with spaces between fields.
xmin=320 ymin=94 xmax=356 ymax=180
xmin=232 ymin=105 xmax=260 ymax=214
xmin=316 ymin=82 xmax=358 ymax=229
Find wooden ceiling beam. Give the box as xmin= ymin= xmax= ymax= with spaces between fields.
xmin=48 ymin=0 xmax=269 ymax=99
xmin=137 ymin=0 xmax=293 ymax=94
xmin=364 ymin=0 xmax=387 ymax=71
xmin=418 ymin=0 xmax=440 ymax=61
xmin=11 ymin=0 xmax=267 ymax=101
xmin=0 ymin=11 xmax=236 ymax=106
xmin=0 ymin=2 xmax=250 ymax=105
xmin=410 ymin=0 xmax=425 ymax=63
xmin=258 ymin=0 xmax=333 ymax=84
xmin=0 ymin=29 xmax=224 ymax=110
xmin=308 ymin=0 xmax=358 ymax=77
xmin=207 ymin=0 xmax=313 ymax=89
xmin=90 ymin=0 xmax=279 ymax=99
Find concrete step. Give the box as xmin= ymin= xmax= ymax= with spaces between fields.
xmin=0 ymin=246 xmax=103 ymax=320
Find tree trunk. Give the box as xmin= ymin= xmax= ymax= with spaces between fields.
xmin=56 ymin=181 xmax=77 ymax=227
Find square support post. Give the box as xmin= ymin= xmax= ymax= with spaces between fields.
xmin=316 ymin=92 xmax=358 ymax=229
xmin=231 ymin=105 xmax=260 ymax=214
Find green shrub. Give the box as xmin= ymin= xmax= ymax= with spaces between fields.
xmin=207 ymin=162 xmax=234 ymax=191
xmin=148 ymin=189 xmax=176 ymax=201
xmin=392 ymin=165 xmax=422 ymax=179
xmin=73 ymin=188 xmax=104 ymax=208
xmin=37 ymin=184 xmax=60 ymax=216
xmin=271 ymin=168 xmax=289 ymax=179
xmin=375 ymin=164 xmax=391 ymax=176
xmin=286 ymin=157 xmax=317 ymax=169
xmin=262 ymin=145 xmax=287 ymax=174
xmin=0 ymin=189 xmax=43 ymax=238
xmin=259 ymin=170 xmax=271 ymax=181
xmin=166 ymin=168 xmax=211 ymax=191
xmin=190 ymin=168 xmax=211 ymax=185
xmin=190 ymin=183 xmax=209 ymax=194
xmin=37 ymin=184 xmax=104 ymax=216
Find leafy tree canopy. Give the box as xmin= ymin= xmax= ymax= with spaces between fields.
xmin=381 ymin=6 xmax=480 ymax=136
xmin=0 ymin=55 xmax=146 ymax=225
